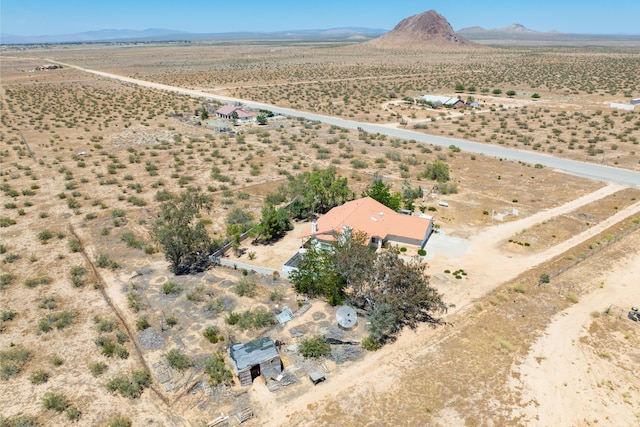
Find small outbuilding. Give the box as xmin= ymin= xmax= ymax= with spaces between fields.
xmin=308 ymin=370 xmax=326 ymax=385
xmin=229 ymin=337 xmax=282 ymax=387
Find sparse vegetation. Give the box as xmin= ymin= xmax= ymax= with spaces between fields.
xmin=299 ymin=335 xmax=331 ymax=358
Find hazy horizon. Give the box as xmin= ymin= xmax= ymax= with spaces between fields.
xmin=2 ymin=0 xmax=639 ymax=38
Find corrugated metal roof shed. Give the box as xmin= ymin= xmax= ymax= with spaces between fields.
xmin=229 ymin=337 xmax=279 ymax=370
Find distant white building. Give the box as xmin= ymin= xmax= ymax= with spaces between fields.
xmin=610 ymin=103 xmax=635 ymax=111
xmin=422 ymin=95 xmax=465 ymax=109
xmin=631 ymin=98 xmax=640 ymax=105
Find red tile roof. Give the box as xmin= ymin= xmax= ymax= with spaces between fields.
xmin=300 ymin=197 xmax=432 ymax=244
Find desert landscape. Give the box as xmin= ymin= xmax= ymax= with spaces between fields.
xmin=1 ymin=9 xmax=640 ymax=427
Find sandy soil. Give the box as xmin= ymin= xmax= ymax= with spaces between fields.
xmin=510 ymin=249 xmax=640 ymax=426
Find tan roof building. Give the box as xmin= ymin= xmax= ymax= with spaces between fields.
xmin=300 ymin=197 xmax=433 ymax=249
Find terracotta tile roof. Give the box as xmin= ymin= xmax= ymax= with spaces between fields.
xmin=300 ymin=197 xmax=432 ymax=244
xmin=216 ymin=104 xmax=238 ymax=115
xmin=216 ymin=105 xmax=253 ymax=118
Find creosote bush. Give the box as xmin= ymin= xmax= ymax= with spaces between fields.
xmin=298 ymin=335 xmax=331 ymax=358
xmin=42 ymin=391 xmax=69 ymax=412
xmin=164 ymin=349 xmax=192 ymax=371
xmin=105 ymin=370 xmax=151 ymax=399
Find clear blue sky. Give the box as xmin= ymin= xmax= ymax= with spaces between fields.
xmin=2 ymin=0 xmax=638 ymax=36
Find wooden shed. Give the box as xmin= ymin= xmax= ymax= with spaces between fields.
xmin=229 ymin=337 xmax=282 ymax=387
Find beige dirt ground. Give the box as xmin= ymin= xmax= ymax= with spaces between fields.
xmin=1 ymin=42 xmax=639 ymax=426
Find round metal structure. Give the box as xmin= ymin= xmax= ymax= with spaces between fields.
xmin=336 ymin=305 xmax=357 ymax=330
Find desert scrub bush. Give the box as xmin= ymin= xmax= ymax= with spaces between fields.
xmin=4 ymin=253 xmax=20 ymax=263
xmin=566 ymin=292 xmax=579 ymax=303
xmin=0 ymin=273 xmax=15 ymax=289
xmin=203 ymin=352 xmax=233 ymax=386
xmin=1 ymin=309 xmax=16 ymax=322
xmin=203 ymin=326 xmax=223 ymax=344
xmin=38 ymin=310 xmax=76 ymax=333
xmin=0 ymin=345 xmax=32 ymax=379
xmin=37 ymin=229 xmax=54 ymax=244
xmin=38 ymin=296 xmax=57 ymax=310
xmin=269 ymin=288 xmax=285 ymax=302
xmin=51 ymin=355 xmax=64 ymax=366
xmin=0 ymin=414 xmax=40 ymax=426
xmin=89 ymin=361 xmax=108 ymax=377
xmin=105 ymin=370 xmax=151 ymax=399
xmin=94 ymin=316 xmax=117 ymax=333
xmin=512 ymin=284 xmax=527 ymax=294
xmin=205 ymin=298 xmax=225 ymax=315
xmin=24 ymin=276 xmax=52 ymax=288
xmin=135 ymin=317 xmax=150 ymax=331
xmin=165 ymin=349 xmax=192 ymax=371
xmin=127 ymin=196 xmax=146 ymax=207
xmin=227 ymin=309 xmax=276 ymax=330
xmin=67 ymin=237 xmax=82 ymax=253
xmin=96 ymin=254 xmax=119 ymax=270
xmin=127 ymin=291 xmax=141 ymax=312
xmin=496 ymin=336 xmax=515 ymax=352
xmin=94 ymin=335 xmax=121 ymax=358
xmin=233 ymin=277 xmax=257 ymax=297
xmin=0 ymin=217 xmax=17 ymax=227
xmin=120 ymin=232 xmax=143 ymax=249
xmin=69 ymin=265 xmax=87 ymax=287
xmin=65 ymin=406 xmax=81 ymax=422
xmin=361 ymin=336 xmax=382 ymax=351
xmin=108 ymin=416 xmax=132 ymax=427
xmin=298 ymin=335 xmax=331 ymax=358
xmin=29 ymin=368 xmax=50 ymax=384
xmin=162 ymin=281 xmax=182 ymax=295
xmin=41 ymin=391 xmax=69 ymax=412
xmin=165 ymin=315 xmax=178 ymax=327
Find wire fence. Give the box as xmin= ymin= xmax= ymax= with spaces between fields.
xmin=549 ymin=220 xmax=640 ymax=280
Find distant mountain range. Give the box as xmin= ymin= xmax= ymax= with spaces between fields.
xmin=2 ymin=18 xmax=638 ymax=46
xmin=0 ymin=27 xmax=385 ymax=45
xmin=458 ymin=23 xmax=559 ymax=35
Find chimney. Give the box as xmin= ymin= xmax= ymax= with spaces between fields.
xmin=311 ymin=220 xmax=318 ymax=234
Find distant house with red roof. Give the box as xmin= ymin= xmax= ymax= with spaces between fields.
xmin=215 ymin=104 xmax=254 ymax=122
xmin=299 ymin=197 xmax=433 ymax=249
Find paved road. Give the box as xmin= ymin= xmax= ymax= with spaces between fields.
xmin=51 ymin=60 xmax=640 ymax=188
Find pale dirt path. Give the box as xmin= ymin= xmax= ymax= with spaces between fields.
xmin=433 ymin=183 xmax=630 ymax=310
xmin=509 ymin=242 xmax=640 ymax=426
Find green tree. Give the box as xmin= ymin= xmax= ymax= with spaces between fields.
xmin=231 ymin=111 xmax=239 ymax=126
xmin=256 ymin=114 xmax=267 ymax=125
xmin=289 ymin=243 xmax=347 ymax=305
xmin=351 ymin=251 xmax=447 ymax=344
xmin=531 ymin=93 xmax=541 ymax=99
xmin=225 ymin=208 xmax=254 ymax=242
xmin=282 ymin=167 xmax=354 ymax=220
xmin=506 ymin=90 xmax=516 ymax=98
xmin=454 ymin=83 xmax=465 ymax=92
xmin=419 ymin=161 xmax=450 ymax=183
xmin=199 ymin=106 xmax=209 ymax=120
xmin=252 ymin=204 xmax=292 ymax=244
xmin=292 ymin=231 xmax=447 ymax=345
xmin=362 ymin=174 xmax=402 ymax=211
xmin=153 ymin=190 xmax=218 ymax=275
xmin=492 ymin=89 xmax=502 ymax=95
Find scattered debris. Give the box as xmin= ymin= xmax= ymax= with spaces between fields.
xmin=276 ymin=306 xmax=294 ymax=324
xmin=139 ymin=327 xmax=165 ymax=349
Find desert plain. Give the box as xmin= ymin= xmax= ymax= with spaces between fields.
xmin=1 ymin=38 xmax=640 ymax=427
